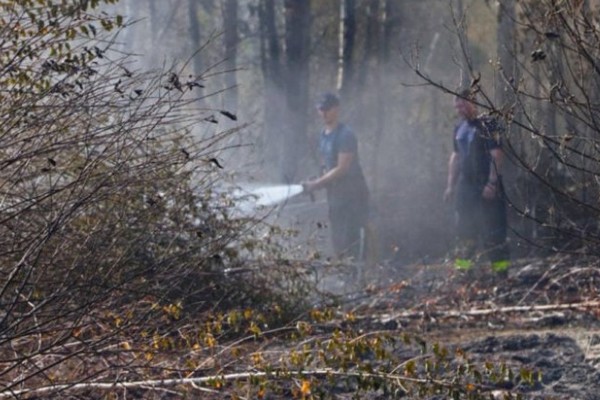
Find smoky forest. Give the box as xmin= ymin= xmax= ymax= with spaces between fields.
xmin=1 ymin=0 xmax=600 ymax=399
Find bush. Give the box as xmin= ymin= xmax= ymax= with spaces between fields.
xmin=0 ymin=1 xmax=312 ymax=396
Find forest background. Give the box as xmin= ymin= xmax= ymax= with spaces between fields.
xmin=0 ymin=0 xmax=599 ymax=398
xmin=116 ymin=0 xmax=597 ymax=262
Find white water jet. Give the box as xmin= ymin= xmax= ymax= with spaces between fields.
xmin=234 ymin=184 xmax=305 ymax=214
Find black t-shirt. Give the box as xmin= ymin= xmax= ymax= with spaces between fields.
xmin=453 ymin=117 xmax=502 ymax=186
xmin=319 ymin=123 xmax=368 ymax=208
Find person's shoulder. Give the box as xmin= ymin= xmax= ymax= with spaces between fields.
xmin=336 ymin=123 xmax=357 ymax=140
xmin=338 ymin=123 xmax=355 ymax=136
xmin=475 ymin=114 xmax=504 ymax=146
xmin=476 ymin=114 xmax=504 ymax=132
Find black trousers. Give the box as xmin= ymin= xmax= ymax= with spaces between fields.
xmin=328 ymin=197 xmax=368 ymax=260
xmin=455 ymin=182 xmax=509 ymax=263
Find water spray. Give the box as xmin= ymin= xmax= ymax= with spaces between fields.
xmin=248 ymin=184 xmax=304 ymax=207
xmin=233 ymin=183 xmax=307 ymax=215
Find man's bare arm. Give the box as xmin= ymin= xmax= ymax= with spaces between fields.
xmin=482 ymin=148 xmax=504 ymax=199
xmin=444 ymin=151 xmax=459 ymax=202
xmin=488 ymin=148 xmax=503 ymax=182
xmin=303 ymin=152 xmax=353 ymax=192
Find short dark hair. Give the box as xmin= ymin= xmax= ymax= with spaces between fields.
xmin=316 ymin=92 xmax=340 ymax=111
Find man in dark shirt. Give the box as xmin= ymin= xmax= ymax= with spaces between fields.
xmin=443 ymin=90 xmax=510 ymax=274
xmin=303 ymin=92 xmax=369 ymax=260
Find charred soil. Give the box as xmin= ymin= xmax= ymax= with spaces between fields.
xmin=329 ymin=254 xmax=600 ymax=399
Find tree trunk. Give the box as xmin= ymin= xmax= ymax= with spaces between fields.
xmin=496 ymin=0 xmax=517 ymax=107
xmin=259 ymin=0 xmax=284 ymax=178
xmin=370 ymin=0 xmax=394 ymax=193
xmin=453 ymin=0 xmax=469 ymax=87
xmin=357 ymin=0 xmax=379 ymax=91
xmin=222 ymin=0 xmax=238 ymax=113
xmin=281 ymin=0 xmax=311 ymax=183
xmin=338 ymin=0 xmax=356 ymax=98
xmin=188 ymin=0 xmax=204 ymax=82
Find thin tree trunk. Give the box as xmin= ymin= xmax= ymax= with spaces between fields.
xmin=357 ymin=0 xmax=378 ymax=91
xmin=282 ymin=0 xmax=311 ymax=183
xmin=370 ymin=0 xmax=394 ymax=194
xmin=453 ymin=0 xmax=469 ymax=87
xmin=259 ymin=0 xmax=284 ymax=178
xmin=578 ymin=0 xmax=594 ymax=205
xmin=496 ymin=0 xmax=517 ymax=107
xmin=222 ymin=0 xmax=238 ymax=113
xmin=338 ymin=0 xmax=356 ymax=98
xmin=188 ymin=0 xmax=204 ymax=92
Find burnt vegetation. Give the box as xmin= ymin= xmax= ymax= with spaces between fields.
xmin=0 ymin=0 xmax=599 ymax=399
xmin=0 ymin=1 xmax=309 ymax=398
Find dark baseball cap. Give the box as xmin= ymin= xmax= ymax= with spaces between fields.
xmin=316 ymin=92 xmax=340 ymax=111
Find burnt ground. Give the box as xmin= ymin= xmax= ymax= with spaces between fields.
xmin=315 ymin=254 xmax=600 ymax=399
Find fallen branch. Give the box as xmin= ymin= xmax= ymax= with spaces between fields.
xmin=516 ymin=262 xmax=560 ymax=305
xmin=0 ymin=367 xmax=472 ymax=398
xmin=375 ymin=300 xmax=600 ymax=324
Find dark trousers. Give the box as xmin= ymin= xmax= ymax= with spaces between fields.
xmin=329 ymin=199 xmax=368 ymax=261
xmin=455 ymin=182 xmax=509 ymax=263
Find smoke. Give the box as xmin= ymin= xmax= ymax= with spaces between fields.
xmin=112 ymin=0 xmax=501 ymax=265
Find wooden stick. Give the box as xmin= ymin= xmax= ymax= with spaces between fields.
xmin=0 ymin=368 xmax=445 ymax=398
xmin=374 ymin=300 xmax=600 ymax=323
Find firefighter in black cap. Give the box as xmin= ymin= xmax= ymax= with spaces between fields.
xmin=303 ymin=92 xmax=369 ymax=260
